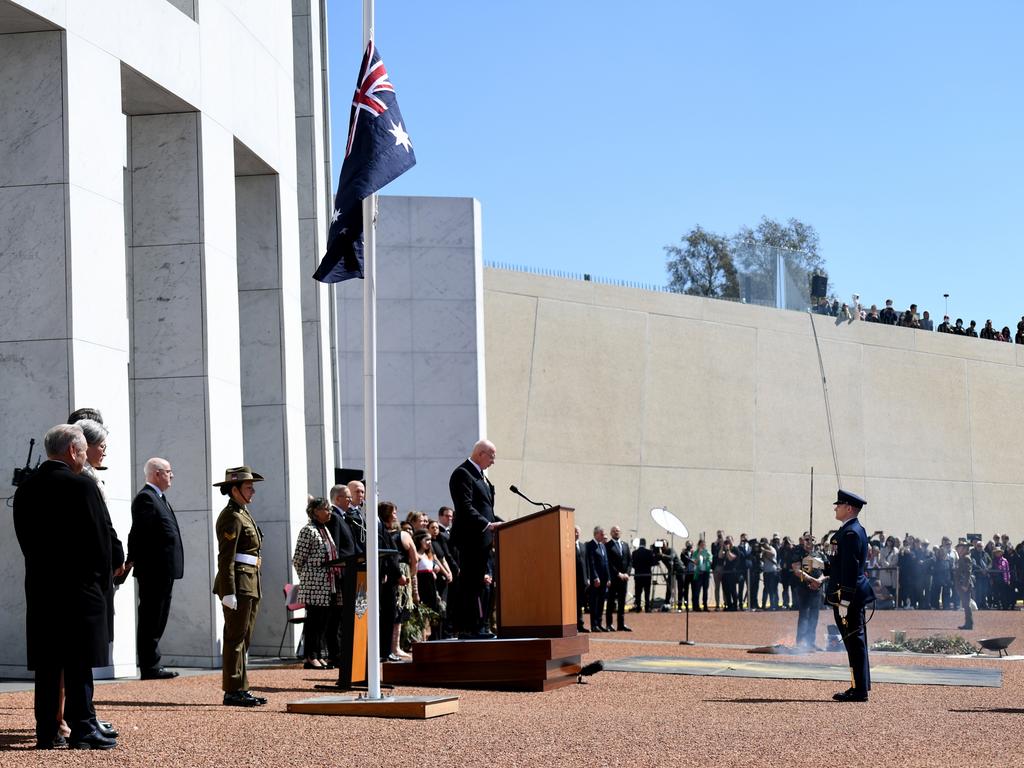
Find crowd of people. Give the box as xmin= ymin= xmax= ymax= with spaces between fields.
xmin=575 ymin=528 xmax=1023 ymax=625
xmin=291 ymin=440 xmax=502 ymax=676
xmin=813 ymin=295 xmax=1024 ymax=343
xmin=291 ymin=486 xmax=464 ymax=670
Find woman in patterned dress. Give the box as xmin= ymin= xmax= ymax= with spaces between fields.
xmin=292 ymin=497 xmax=341 ymax=669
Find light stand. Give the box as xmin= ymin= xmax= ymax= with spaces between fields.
xmin=678 ymin=594 xmax=694 ymax=646
xmin=649 ymin=507 xmax=697 ymax=647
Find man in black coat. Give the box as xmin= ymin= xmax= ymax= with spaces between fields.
xmin=126 ymin=458 xmax=183 ymax=680
xmin=13 ymin=424 xmax=116 ymax=750
xmin=326 ymin=483 xmax=363 ymax=682
xmin=586 ymin=527 xmax=610 ymax=631
xmin=449 ymin=440 xmax=503 ymax=638
xmin=574 ymin=525 xmax=590 ymax=632
xmin=605 ymin=525 xmax=632 ymax=631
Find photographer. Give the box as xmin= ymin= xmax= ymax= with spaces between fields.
xmin=719 ymin=539 xmax=739 ymax=611
xmin=679 ymin=542 xmax=695 ymax=610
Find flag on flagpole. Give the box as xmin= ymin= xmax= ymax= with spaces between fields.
xmin=314 ymin=40 xmax=416 ymax=283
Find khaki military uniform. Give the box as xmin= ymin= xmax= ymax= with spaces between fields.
xmin=213 ymin=499 xmax=263 ymax=693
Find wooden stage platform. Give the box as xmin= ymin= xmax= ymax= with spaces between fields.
xmin=382 ymin=635 xmax=591 ymax=692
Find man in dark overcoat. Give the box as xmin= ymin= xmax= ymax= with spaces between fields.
xmin=13 ymin=424 xmax=116 ymax=749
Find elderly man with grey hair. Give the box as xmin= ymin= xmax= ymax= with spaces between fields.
xmin=13 ymin=424 xmax=117 ymax=749
xmin=126 ymin=458 xmax=182 ymax=680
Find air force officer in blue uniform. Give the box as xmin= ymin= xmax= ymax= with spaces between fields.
xmin=826 ymin=489 xmax=874 ymax=702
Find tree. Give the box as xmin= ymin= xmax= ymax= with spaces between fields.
xmin=665 ymin=226 xmax=740 ymax=299
xmin=732 ymin=216 xmax=825 ymax=308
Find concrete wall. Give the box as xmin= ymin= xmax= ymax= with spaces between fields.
xmin=484 ymin=269 xmax=1024 ymax=546
xmin=336 ymin=196 xmax=487 ymax=513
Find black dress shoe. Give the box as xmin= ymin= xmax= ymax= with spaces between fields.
xmin=224 ymin=691 xmax=260 ymax=707
xmin=578 ymin=626 xmax=590 ymax=633
xmin=243 ymin=691 xmax=268 ymax=705
xmin=958 ymin=624 xmax=973 ymax=630
xmin=70 ymin=731 xmax=117 ymax=750
xmin=592 ymin=625 xmax=608 ymax=632
xmin=35 ymin=735 xmax=66 ymax=750
xmin=96 ymin=721 xmax=118 ymax=738
xmin=140 ymin=666 xmax=179 ymax=680
xmin=832 ymin=688 xmax=868 ymax=702
xmin=618 ymin=625 xmax=632 ymax=632
xmin=605 ymin=625 xmax=617 ymax=632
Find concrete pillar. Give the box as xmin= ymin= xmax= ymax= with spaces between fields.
xmin=293 ymin=0 xmax=337 ymax=496
xmin=127 ymin=111 xmax=244 ymax=667
xmin=337 ymin=197 xmax=488 ymax=513
xmin=0 ymin=31 xmax=135 ymax=677
xmin=234 ymin=169 xmax=310 ymax=654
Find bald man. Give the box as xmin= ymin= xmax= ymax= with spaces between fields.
xmin=449 ymin=440 xmax=503 ymax=638
xmin=127 ymin=458 xmax=183 ymax=680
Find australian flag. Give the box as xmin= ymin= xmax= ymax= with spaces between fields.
xmin=313 ymin=41 xmax=416 ymax=283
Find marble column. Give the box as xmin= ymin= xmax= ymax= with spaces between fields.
xmin=336 ymin=197 xmax=488 ymax=513
xmin=0 ymin=30 xmax=136 ymax=678
xmin=293 ymin=0 xmax=337 ymax=498
xmin=235 ymin=170 xmax=310 ymax=655
xmin=127 ymin=111 xmax=244 ymax=668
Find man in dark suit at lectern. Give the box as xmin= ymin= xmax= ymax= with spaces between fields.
xmin=449 ymin=439 xmax=503 ymax=639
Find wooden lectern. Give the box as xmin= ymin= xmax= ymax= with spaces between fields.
xmin=381 ymin=506 xmax=589 ymax=691
xmin=494 ymin=505 xmax=577 ymax=639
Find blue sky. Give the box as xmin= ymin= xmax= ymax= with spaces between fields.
xmin=327 ymin=1 xmax=1024 ymax=330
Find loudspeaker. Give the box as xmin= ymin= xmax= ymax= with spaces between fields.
xmin=810 ymin=274 xmax=828 ymax=298
xmin=334 ymin=467 xmax=364 ymax=485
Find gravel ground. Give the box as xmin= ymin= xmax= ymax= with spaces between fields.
xmin=1 ymin=608 xmax=1020 ymax=767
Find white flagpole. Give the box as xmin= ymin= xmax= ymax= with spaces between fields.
xmin=361 ymin=0 xmax=382 ymax=701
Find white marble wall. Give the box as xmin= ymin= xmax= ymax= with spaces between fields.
xmin=235 ymin=172 xmax=310 ymax=655
xmin=337 ymin=196 xmax=487 ymax=513
xmin=1 ymin=0 xmax=336 ymax=672
xmin=293 ymin=0 xmax=336 ymax=501
xmin=126 ymin=112 xmax=247 ymax=665
xmin=0 ymin=30 xmax=135 ymax=678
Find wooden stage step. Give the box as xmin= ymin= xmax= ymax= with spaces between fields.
xmin=382 ymin=635 xmax=590 ymax=692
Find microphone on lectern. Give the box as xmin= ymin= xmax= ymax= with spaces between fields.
xmin=509 ymin=485 xmax=548 ymax=508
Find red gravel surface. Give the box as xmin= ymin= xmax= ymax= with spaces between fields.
xmin=1 ymin=609 xmax=1020 ymax=767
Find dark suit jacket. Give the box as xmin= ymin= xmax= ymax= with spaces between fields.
xmin=438 ymin=524 xmax=460 ymax=578
xmin=575 ymin=540 xmax=590 ymax=593
xmin=606 ymin=537 xmax=631 ymax=578
xmin=13 ymin=460 xmax=112 ymax=669
xmin=327 ymin=505 xmax=361 ymax=561
xmin=449 ymin=459 xmax=500 ymax=555
xmin=586 ymin=539 xmax=609 ymax=584
xmin=127 ymin=484 xmax=184 ymax=580
xmin=432 ymin=534 xmax=456 ymax=584
xmin=827 ymin=517 xmax=875 ymax=606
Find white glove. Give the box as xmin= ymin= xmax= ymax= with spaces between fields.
xmin=838 ymin=602 xmax=849 ymax=620
xmin=222 ymin=594 xmax=238 ymax=610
